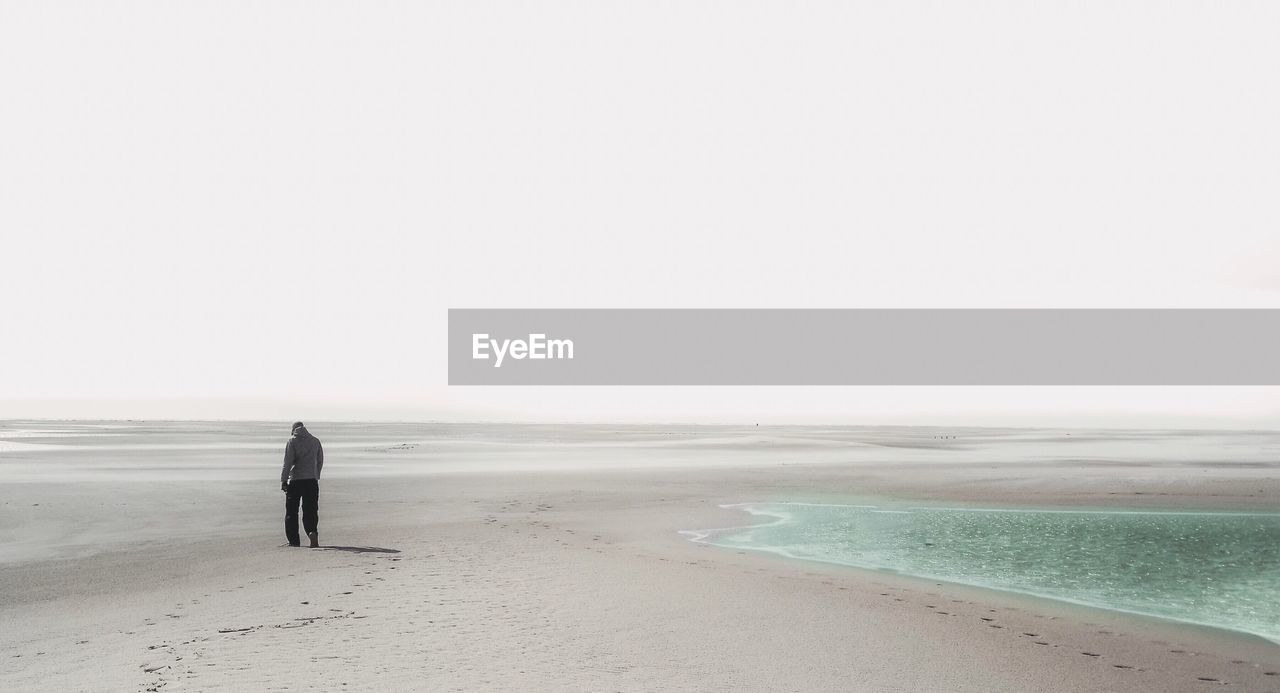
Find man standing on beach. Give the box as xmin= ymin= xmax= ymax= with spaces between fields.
xmin=281 ymin=421 xmax=324 ymax=548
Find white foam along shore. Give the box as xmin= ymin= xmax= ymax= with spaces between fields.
xmin=2 ymin=422 xmax=1278 ymax=691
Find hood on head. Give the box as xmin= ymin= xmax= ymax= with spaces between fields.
xmin=291 ymin=421 xmax=307 ymax=436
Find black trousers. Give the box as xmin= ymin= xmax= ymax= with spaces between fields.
xmin=284 ymin=478 xmax=319 ymax=546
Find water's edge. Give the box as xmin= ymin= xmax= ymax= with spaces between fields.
xmin=680 ymin=502 xmax=1280 ymax=646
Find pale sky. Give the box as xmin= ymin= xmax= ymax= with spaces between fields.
xmin=2 ymin=2 xmax=1279 ymax=425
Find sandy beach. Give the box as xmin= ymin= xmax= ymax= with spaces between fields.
xmin=2 ymin=422 xmax=1278 ymax=692
xmin=8 ymin=1 xmax=1280 ymax=689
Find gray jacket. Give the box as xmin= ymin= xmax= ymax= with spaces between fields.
xmin=281 ymin=426 xmax=324 ymax=484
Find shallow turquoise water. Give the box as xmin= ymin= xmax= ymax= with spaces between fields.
xmin=689 ymin=503 xmax=1280 ymax=643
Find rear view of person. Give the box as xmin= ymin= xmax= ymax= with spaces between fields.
xmin=281 ymin=421 xmax=324 ymax=547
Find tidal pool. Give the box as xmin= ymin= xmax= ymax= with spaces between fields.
xmin=686 ymin=502 xmax=1280 ymax=643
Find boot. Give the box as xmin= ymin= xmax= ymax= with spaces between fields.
xmin=308 ymin=531 xmax=319 ymax=548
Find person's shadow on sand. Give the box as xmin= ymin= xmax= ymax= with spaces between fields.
xmin=313 ymin=545 xmax=401 ymax=554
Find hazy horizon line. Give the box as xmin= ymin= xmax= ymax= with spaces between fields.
xmin=2 ymin=417 xmax=1278 ymax=433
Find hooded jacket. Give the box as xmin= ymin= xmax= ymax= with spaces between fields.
xmin=281 ymin=426 xmax=324 ymax=484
